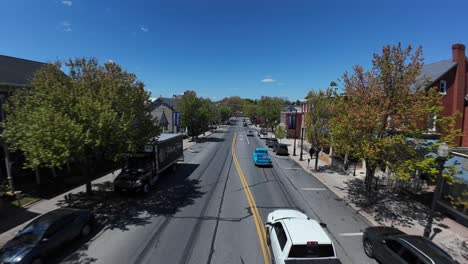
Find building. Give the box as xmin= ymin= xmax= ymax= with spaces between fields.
xmin=0 ymin=55 xmax=46 ymax=185
xmin=151 ymin=95 xmax=182 ymax=133
xmin=417 ymin=44 xmax=467 ymax=146
xmin=280 ymin=105 xmax=303 ymax=139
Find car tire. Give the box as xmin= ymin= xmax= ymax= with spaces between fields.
xmin=80 ymin=224 xmax=92 ymax=237
xmin=363 ymin=239 xmax=374 ymax=258
xmin=31 ymin=257 xmax=43 ymax=264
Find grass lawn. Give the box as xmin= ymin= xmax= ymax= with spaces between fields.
xmin=9 ymin=195 xmax=41 ymax=207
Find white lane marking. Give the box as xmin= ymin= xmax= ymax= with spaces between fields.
xmin=340 ymin=232 xmax=363 ymax=237
xmin=245 ymin=132 xmax=250 ymax=144
xmin=301 ymin=188 xmax=326 ymax=191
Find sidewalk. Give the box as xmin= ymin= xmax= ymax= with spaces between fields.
xmin=281 ymin=137 xmax=468 ymax=263
xmin=0 ymin=129 xmax=217 ymax=247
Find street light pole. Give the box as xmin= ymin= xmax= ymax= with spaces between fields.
xmin=423 ymin=142 xmax=449 ymax=238
xmin=300 ymin=127 xmax=305 ymax=161
xmin=293 ymin=108 xmax=297 ymax=156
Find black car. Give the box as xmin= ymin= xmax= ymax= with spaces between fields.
xmin=0 ymin=208 xmax=94 ymax=264
xmin=363 ymin=226 xmax=458 ymax=264
xmin=271 ymin=141 xmax=279 ymax=152
xmin=275 ymin=144 xmax=289 ymax=155
xmin=266 ymin=138 xmax=278 ymax=148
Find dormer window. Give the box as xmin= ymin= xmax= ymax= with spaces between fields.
xmin=439 ymin=80 xmax=447 ymax=95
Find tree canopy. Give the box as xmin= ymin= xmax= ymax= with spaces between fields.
xmin=2 ymin=58 xmax=159 ymax=193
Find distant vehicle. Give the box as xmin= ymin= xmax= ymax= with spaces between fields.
xmin=0 ymin=208 xmax=94 ymax=264
xmin=253 ymin=148 xmax=272 ymax=166
xmin=114 ymin=134 xmax=184 ymax=194
xmin=267 ymin=138 xmax=278 ymax=148
xmin=265 ymin=209 xmax=342 ymax=264
xmin=247 ymin=130 xmax=254 ymax=137
xmin=275 ymin=144 xmax=289 ymax=155
xmin=243 ymin=123 xmax=248 ymax=127
xmin=363 ymin=226 xmax=458 ymax=264
xmin=259 ymin=131 xmax=268 ymax=139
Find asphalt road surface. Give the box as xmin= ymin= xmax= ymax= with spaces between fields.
xmin=52 ymin=121 xmax=376 ymax=264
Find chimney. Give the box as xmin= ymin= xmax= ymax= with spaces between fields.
xmin=452 ymin=44 xmax=468 ymax=146
xmin=452 ymin=43 xmax=466 ymax=63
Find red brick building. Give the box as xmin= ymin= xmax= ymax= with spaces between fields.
xmin=280 ymin=106 xmax=303 ymax=139
xmin=419 ymin=44 xmax=467 ymax=146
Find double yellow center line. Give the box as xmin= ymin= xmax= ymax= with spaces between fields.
xmin=231 ymin=133 xmax=270 ymax=264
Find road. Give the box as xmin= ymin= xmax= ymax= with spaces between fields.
xmin=53 ymin=121 xmax=376 ymax=264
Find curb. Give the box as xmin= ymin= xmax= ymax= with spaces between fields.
xmin=182 ymin=129 xmax=217 ymax=151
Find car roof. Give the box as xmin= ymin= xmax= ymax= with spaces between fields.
xmin=398 ymin=236 xmax=456 ymax=263
xmin=28 ymin=208 xmax=85 ymax=227
xmin=282 ymin=218 xmax=333 ymax=245
xmin=255 ymin=148 xmax=268 ymax=151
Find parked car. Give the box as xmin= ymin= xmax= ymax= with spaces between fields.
xmin=267 ymin=138 xmax=278 ymax=148
xmin=276 ymin=144 xmax=289 ymax=155
xmin=265 ymin=209 xmax=342 ymax=264
xmin=0 ymin=208 xmax=94 ymax=264
xmin=247 ymin=130 xmax=254 ymax=137
xmin=258 ymin=131 xmax=268 ymax=139
xmin=253 ymin=148 xmax=272 ymax=166
xmin=271 ymin=141 xmax=279 ymax=152
xmin=363 ymin=226 xmax=458 ymax=264
xmin=243 ymin=122 xmax=248 ymax=127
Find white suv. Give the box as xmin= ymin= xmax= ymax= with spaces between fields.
xmin=265 ymin=209 xmax=341 ymax=264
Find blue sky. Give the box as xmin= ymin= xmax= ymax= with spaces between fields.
xmin=1 ymin=0 xmax=468 ymax=101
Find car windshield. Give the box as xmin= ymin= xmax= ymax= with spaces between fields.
xmin=124 ymin=156 xmax=152 ymax=172
xmin=12 ymin=226 xmax=46 ymax=245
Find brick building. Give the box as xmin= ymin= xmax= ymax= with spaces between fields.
xmin=418 ymin=44 xmax=467 ymax=146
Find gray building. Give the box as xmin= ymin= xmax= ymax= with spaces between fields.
xmin=151 ymin=96 xmax=182 ymax=133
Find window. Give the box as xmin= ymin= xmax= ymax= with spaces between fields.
xmin=385 ymin=239 xmax=403 ymax=255
xmin=288 ymin=115 xmax=296 ymax=129
xmin=399 ymin=247 xmax=421 ymax=263
xmin=439 ymin=80 xmax=447 ymax=94
xmin=288 ymin=244 xmax=335 ymax=258
xmin=273 ymin=223 xmax=288 ymax=250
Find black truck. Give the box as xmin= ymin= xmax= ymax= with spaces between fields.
xmin=114 ymin=134 xmax=184 ymax=193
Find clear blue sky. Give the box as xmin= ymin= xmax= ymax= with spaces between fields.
xmin=1 ymin=0 xmax=468 ymax=101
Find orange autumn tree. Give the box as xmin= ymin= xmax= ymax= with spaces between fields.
xmin=330 ymin=43 xmax=459 ymax=201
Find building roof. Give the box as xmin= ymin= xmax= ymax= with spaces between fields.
xmin=152 ymin=97 xmax=180 ymax=110
xmin=0 ymin=55 xmax=46 ymax=87
xmin=412 ymin=60 xmax=458 ymax=92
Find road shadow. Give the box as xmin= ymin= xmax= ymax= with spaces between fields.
xmin=47 ymin=222 xmax=105 ymax=264
xmin=0 ymin=200 xmax=39 ymax=234
xmin=197 ymin=137 xmax=225 ymax=143
xmin=52 ymin=163 xmax=203 ymax=263
xmin=56 ymin=163 xmax=202 ymax=231
xmin=344 ymin=178 xmax=444 ymax=228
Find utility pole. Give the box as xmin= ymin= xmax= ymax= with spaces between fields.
xmin=299 ymin=127 xmax=305 ymax=161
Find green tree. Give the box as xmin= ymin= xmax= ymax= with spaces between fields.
xmin=275 ymin=123 xmax=286 ymax=143
xmin=258 ymin=96 xmax=284 ymax=131
xmin=305 ymin=88 xmax=336 ymax=171
xmin=179 ymin=91 xmax=203 ymax=140
xmin=218 ymin=106 xmax=232 ymax=122
xmin=330 ymin=43 xmax=460 ymax=201
xmin=3 ymin=59 xmax=159 ymax=193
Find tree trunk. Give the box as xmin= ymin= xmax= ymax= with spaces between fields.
xmin=35 ymin=168 xmax=41 ymax=185
xmin=314 ymin=149 xmax=320 ymax=171
xmin=79 ymin=158 xmax=93 ymax=195
xmin=66 ymin=161 xmax=71 ymax=173
xmin=364 ymin=164 xmax=375 ymax=203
